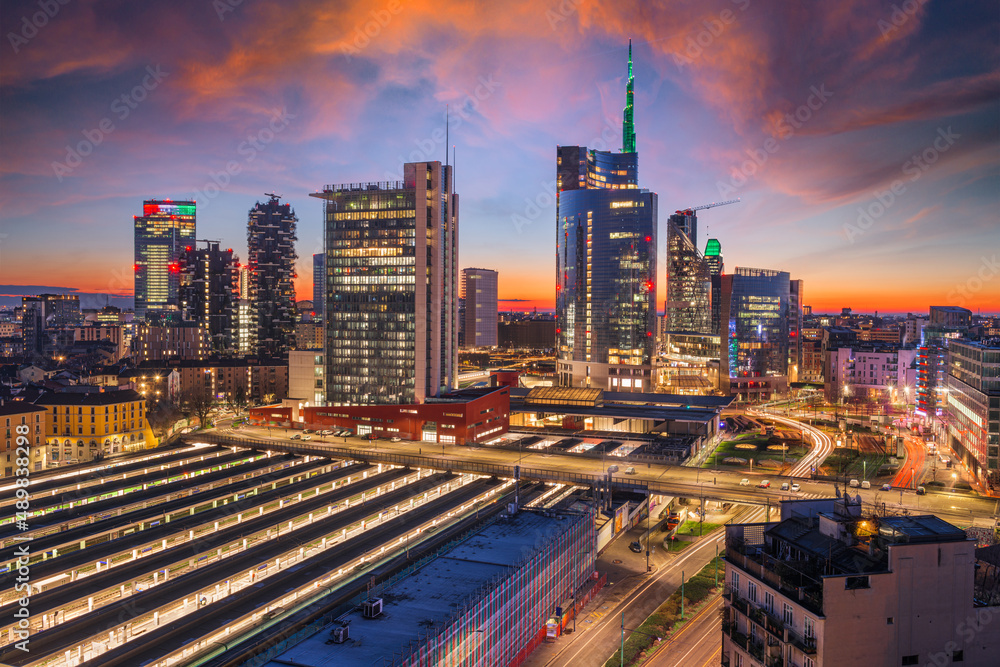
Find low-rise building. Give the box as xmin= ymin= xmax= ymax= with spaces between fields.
xmin=0 ymin=402 xmax=47 ymax=477
xmin=288 ymin=349 xmax=324 ymax=406
xmin=33 ymin=389 xmax=156 ymax=465
xmin=825 ymin=345 xmax=916 ymax=403
xmin=723 ymin=497 xmax=999 ymax=667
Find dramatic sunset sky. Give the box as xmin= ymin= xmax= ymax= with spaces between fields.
xmin=1 ymin=0 xmax=997 ymax=314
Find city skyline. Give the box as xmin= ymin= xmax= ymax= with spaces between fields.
xmin=1 ymin=0 xmax=998 ymax=315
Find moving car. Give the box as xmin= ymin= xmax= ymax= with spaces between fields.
xmin=390 ymin=436 xmax=401 ymax=442
xmin=290 ymin=433 xmax=301 ymax=440
xmin=916 ymin=486 xmax=926 ymax=495
xmin=881 ymin=483 xmax=892 ymax=491
xmin=780 ymin=482 xmax=789 ymax=491
xmin=624 ymin=466 xmax=636 ymax=475
xmin=740 ymin=478 xmax=750 ymax=486
xmin=758 ymin=480 xmax=771 ymax=489
xmin=301 ymin=435 xmax=312 ymax=441
xmin=790 ymin=483 xmax=801 ymax=492
xmin=861 ymin=480 xmax=871 ymax=489
xmin=302 ymin=429 xmax=314 ymax=434
xmin=629 ymin=540 xmax=643 ymax=553
xmin=606 ymin=465 xmax=619 ymax=473
xmin=849 ymin=479 xmax=860 ymax=488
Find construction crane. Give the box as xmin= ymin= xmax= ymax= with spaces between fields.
xmin=264 ymin=192 xmax=282 ymax=200
xmin=674 ymin=198 xmax=740 ymax=215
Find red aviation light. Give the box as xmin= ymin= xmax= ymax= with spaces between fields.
xmin=185 ymin=246 xmax=192 ymax=252
xmin=645 ymin=235 xmax=652 ymax=242
xmin=556 ymin=328 xmax=561 ymax=334
xmin=647 ymin=331 xmax=653 ymax=337
xmin=133 ymin=264 xmax=140 ymax=272
xmin=556 ymin=284 xmax=562 ymax=292
xmin=168 ymin=262 xmax=180 ymax=274
xmin=644 ymin=280 xmax=654 ymax=292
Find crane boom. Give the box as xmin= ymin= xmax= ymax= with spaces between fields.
xmin=675 ymin=198 xmax=740 ymax=214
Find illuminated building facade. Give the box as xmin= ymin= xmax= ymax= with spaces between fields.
xmin=311 ymin=161 xmax=459 ymax=405
xmin=945 ymin=339 xmax=1000 ymax=487
xmin=720 ymin=267 xmax=791 ymax=400
xmin=35 ymin=389 xmax=155 ymax=464
xmin=665 ymin=210 xmax=711 ymax=334
xmin=461 ymin=268 xmax=498 ymax=349
xmin=134 ymin=200 xmax=196 ymax=323
xmin=178 ymin=241 xmax=239 ymax=354
xmin=706 ymin=239 xmax=724 ymax=337
xmin=556 ymin=45 xmax=656 ymax=392
xmin=312 ymin=253 xmax=325 ymax=320
xmin=1 ymin=404 xmax=46 ymax=478
xmin=247 ymin=195 xmax=298 ymax=357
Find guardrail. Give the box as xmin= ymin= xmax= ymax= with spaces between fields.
xmin=180 ymin=433 xmax=776 ymax=507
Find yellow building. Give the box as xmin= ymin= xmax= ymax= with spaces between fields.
xmin=1 ymin=403 xmax=47 ymax=478
xmin=34 ymin=389 xmax=157 ymax=467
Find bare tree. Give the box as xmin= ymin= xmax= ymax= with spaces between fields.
xmin=181 ymin=384 xmax=215 ymax=428
xmin=226 ymin=384 xmax=249 ymax=415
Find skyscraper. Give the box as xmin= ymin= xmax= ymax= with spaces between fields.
xmin=20 ymin=294 xmax=81 ymax=356
xmin=312 ymin=253 xmax=325 ymax=320
xmin=720 ymin=267 xmax=791 ymax=400
xmin=247 ymin=195 xmax=298 ymax=357
xmin=556 ymin=44 xmax=657 ymax=392
xmin=665 ymin=209 xmax=711 ymax=334
xmin=311 ymin=161 xmax=458 ymax=405
xmin=461 ymin=268 xmax=498 ymax=349
xmin=134 ymin=200 xmax=196 ymax=323
xmin=178 ymin=241 xmax=239 ymax=354
xmin=706 ymin=238 xmax=724 ymax=336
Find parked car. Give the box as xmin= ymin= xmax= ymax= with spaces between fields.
xmin=790 ymin=483 xmax=801 ymax=493
xmin=629 ymin=540 xmax=643 ymax=553
xmin=624 ymin=466 xmax=636 ymax=475
xmin=780 ymin=482 xmax=789 ymax=491
xmin=881 ymin=483 xmax=892 ymax=491
xmin=861 ymin=480 xmax=871 ymax=489
xmin=290 ymin=433 xmax=302 ymax=440
xmin=849 ymin=479 xmax=860 ymax=488
xmin=302 ymin=429 xmax=314 ymax=434
xmin=606 ymin=465 xmax=619 ymax=473
xmin=758 ymin=480 xmax=771 ymax=489
xmin=390 ymin=436 xmax=401 ymax=443
xmin=739 ymin=478 xmax=750 ymax=486
xmin=301 ymin=435 xmax=312 ymax=441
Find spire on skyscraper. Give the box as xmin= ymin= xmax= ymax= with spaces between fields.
xmin=623 ymin=39 xmax=636 ymax=153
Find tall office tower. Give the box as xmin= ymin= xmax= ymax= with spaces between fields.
xmin=461 ymin=268 xmax=498 ymax=349
xmin=311 ymin=161 xmax=458 ymax=405
xmin=719 ymin=267 xmax=791 ymax=401
xmin=247 ymin=195 xmax=298 ymax=357
xmin=21 ymin=297 xmax=45 ymax=355
xmin=134 ymin=200 xmax=196 ymax=323
xmin=312 ymin=253 xmax=325 ymax=320
xmin=178 ymin=241 xmax=239 ymax=354
xmin=946 ymin=339 xmax=1000 ymax=488
xmin=706 ymin=239 xmax=724 ymax=336
xmin=665 ymin=209 xmax=711 ymax=334
xmin=556 ymin=44 xmax=656 ymax=392
xmin=789 ymin=279 xmax=805 ymax=382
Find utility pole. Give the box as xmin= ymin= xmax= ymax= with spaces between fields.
xmin=620 ymin=612 xmax=626 ymax=667
xmin=715 ymin=542 xmax=719 ymax=587
xmin=681 ymin=570 xmax=685 ymax=619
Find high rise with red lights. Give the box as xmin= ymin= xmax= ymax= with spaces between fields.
xmin=178 ymin=241 xmax=240 ymax=354
xmin=133 ymin=199 xmax=196 ymax=323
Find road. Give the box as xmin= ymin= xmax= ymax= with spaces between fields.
xmin=644 ymin=597 xmax=723 ymax=667
xmin=893 ymin=434 xmax=927 ymax=489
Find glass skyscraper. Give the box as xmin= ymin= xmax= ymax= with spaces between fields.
xmin=556 ymin=44 xmax=657 ymax=392
xmin=133 ymin=200 xmax=196 ymax=323
xmin=247 ymin=195 xmax=298 ymax=357
xmin=312 ymin=161 xmax=458 ymax=405
xmin=665 ymin=210 xmax=711 ymax=334
xmin=720 ymin=267 xmax=791 ymax=399
xmin=312 ymin=253 xmax=325 ymax=320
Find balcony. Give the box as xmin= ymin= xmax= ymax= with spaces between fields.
xmin=787 ymin=628 xmax=817 ymax=654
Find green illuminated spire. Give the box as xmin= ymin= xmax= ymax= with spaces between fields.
xmin=623 ymin=39 xmax=636 ymax=153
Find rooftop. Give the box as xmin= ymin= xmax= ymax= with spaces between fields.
xmin=268 ymin=510 xmax=585 ymax=667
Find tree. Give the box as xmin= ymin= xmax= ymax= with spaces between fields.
xmin=181 ymin=384 xmax=215 ymax=428
xmin=227 ymin=384 xmax=249 ymax=415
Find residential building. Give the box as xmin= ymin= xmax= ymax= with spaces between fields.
xmin=312 ymin=253 xmax=325 ymax=320
xmin=294 ymin=321 xmax=324 ymax=350
xmin=72 ymin=325 xmax=127 ymax=362
xmin=853 ymin=323 xmax=903 ymax=345
xmin=133 ymin=323 xmax=209 ymax=362
xmin=916 ymin=326 xmax=965 ymax=420
xmin=800 ymin=328 xmax=825 ymax=383
xmin=178 ymin=241 xmax=239 ymax=353
xmin=824 ymin=345 xmax=917 ymax=403
xmin=247 ymin=194 xmax=298 ymax=357
xmin=0 ymin=403 xmax=47 ymax=477
xmin=34 ymin=389 xmax=155 ymax=464
xmin=719 ymin=267 xmax=791 ymax=401
xmin=21 ymin=296 xmax=45 ymax=355
xmin=142 ymin=358 xmax=288 ymax=404
xmin=556 ymin=45 xmax=656 ymax=393
xmin=134 ymin=199 xmax=196 ymax=322
xmin=945 ymin=339 xmax=1000 ymax=489
xmin=461 ymin=268 xmax=498 ymax=349
xmin=288 ymin=349 xmax=324 ymax=406
xmin=311 ymin=160 xmax=458 ymax=405
xmin=723 ymin=497 xmax=998 ymax=667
